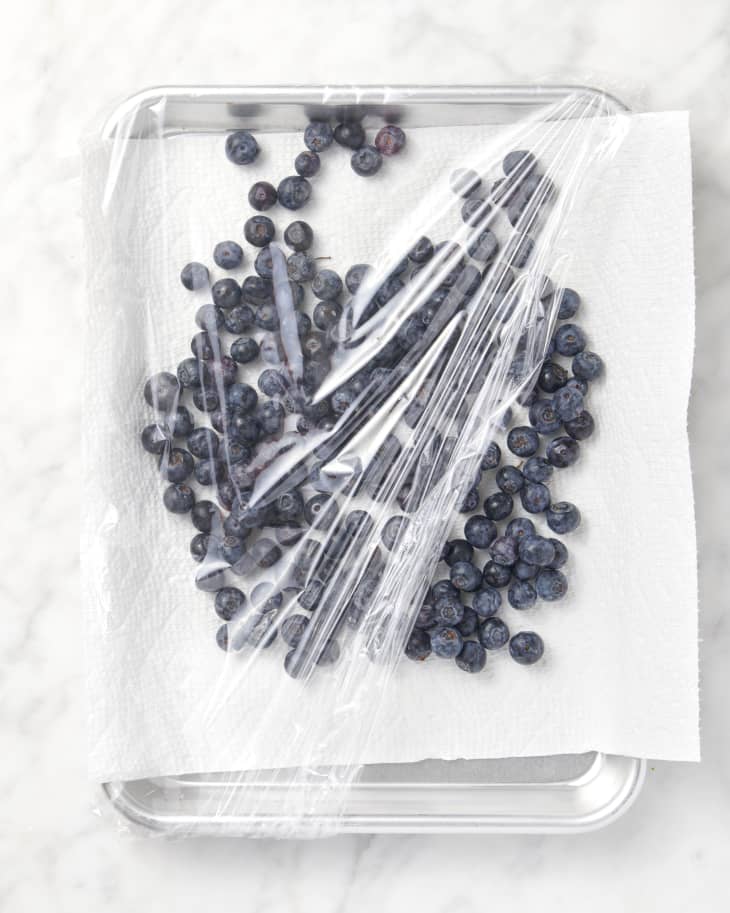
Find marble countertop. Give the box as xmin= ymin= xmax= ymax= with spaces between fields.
xmin=2 ymin=0 xmax=728 ymax=909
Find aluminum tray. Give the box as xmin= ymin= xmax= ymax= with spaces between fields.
xmin=101 ymin=84 xmax=643 ymax=836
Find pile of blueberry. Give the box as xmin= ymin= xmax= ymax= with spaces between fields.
xmin=140 ymin=121 xmax=603 ymax=677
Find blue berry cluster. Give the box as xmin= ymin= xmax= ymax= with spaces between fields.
xmin=140 ymin=131 xmax=602 ymax=679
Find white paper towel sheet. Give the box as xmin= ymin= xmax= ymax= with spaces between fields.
xmin=81 ymin=111 xmax=698 ymax=782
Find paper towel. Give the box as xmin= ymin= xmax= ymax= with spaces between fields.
xmin=81 ymin=111 xmax=698 ymax=782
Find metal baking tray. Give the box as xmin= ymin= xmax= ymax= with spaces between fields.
xmin=100 ymin=84 xmax=643 ymax=835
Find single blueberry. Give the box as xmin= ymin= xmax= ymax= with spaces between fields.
xmin=457 ymin=606 xmax=479 ymax=638
xmin=334 ymin=121 xmax=366 ymax=149
xmin=163 ymin=482 xmax=195 ymax=513
xmin=382 ymin=515 xmax=410 ymax=551
xmin=244 ymin=215 xmax=275 ymax=248
xmin=274 ymin=489 xmax=304 ymax=523
xmin=192 ymin=388 xmax=219 ymax=413
xmin=556 ymin=288 xmax=580 ymax=319
xmin=507 ymin=233 xmax=535 ymax=268
xmin=484 ymin=491 xmax=514 ymax=522
xmin=553 ymin=385 xmax=584 ymax=422
xmin=303 ymin=493 xmax=337 ymax=529
xmin=554 ymin=323 xmax=587 ymax=357
xmin=191 ymin=500 xmax=221 ymax=534
xmin=190 ymin=533 xmax=212 ymax=563
xmin=221 ymin=535 xmax=246 ymax=565
xmin=508 ymin=580 xmax=537 ymax=610
xmin=278 ymin=175 xmax=312 ymax=210
xmin=187 ymin=427 xmax=220 ymax=459
xmin=473 ymin=585 xmax=502 ymax=618
xmin=509 ymin=631 xmax=544 ymax=664
xmin=254 ymin=246 xmax=274 ymax=279
xmin=489 ymin=535 xmax=519 ymax=567
xmin=513 ymin=560 xmax=538 ymax=581
xmin=496 ymin=465 xmax=525 ymax=495
xmin=450 ymin=168 xmax=482 ymax=197
xmin=223 ymin=304 xmax=256 ymax=334
xmin=503 ymin=150 xmax=536 ymax=176
xmin=535 ymin=568 xmax=568 ymax=601
xmin=144 ymin=372 xmax=180 ymax=412
xmin=295 ymin=150 xmax=321 ymax=177
xmin=241 ymin=275 xmax=274 ymax=306
xmin=159 ymin=447 xmax=194 ymax=483
xmin=213 ymin=241 xmax=243 ymax=270
xmin=255 ymin=400 xmax=285 ymax=436
xmin=572 ymin=350 xmax=604 ymax=381
xmin=546 ymin=436 xmax=580 ymax=469
xmin=414 ymin=601 xmax=436 ymax=630
xmin=546 ymin=538 xmax=569 ymax=569
xmin=538 ymin=361 xmax=568 ymax=393
xmin=248 ymin=181 xmax=277 ymax=211
xmin=254 ymin=302 xmax=280 ymax=332
xmin=522 ymin=457 xmax=553 ymax=484
xmin=275 ymin=524 xmax=304 ymax=547
xmin=450 ymin=560 xmax=482 ymax=592
xmin=545 ymin=501 xmax=581 ymax=534
xmin=230 ymin=336 xmax=260 ymax=365
xmin=345 ymin=263 xmax=370 ymax=294
xmin=351 ymin=145 xmax=382 ymax=177
xmin=435 ymin=594 xmax=465 ymax=627
xmin=191 ymin=331 xmax=218 ymax=361
xmin=215 ymin=586 xmax=246 ymax=622
xmin=312 ymin=269 xmax=343 ymax=301
xmin=408 ymin=236 xmax=434 ymax=264
xmin=430 ymin=626 xmax=464 ymax=659
xmin=481 ymin=441 xmax=501 ymax=471
xmin=287 ymin=251 xmax=317 ymax=283
xmin=467 ymin=228 xmax=498 ymax=263
xmin=313 ymin=300 xmax=342 ymax=331
xmin=461 ymin=197 xmax=491 ymax=226
xmin=176 ymin=357 xmax=208 ymax=389
xmin=374 ymin=124 xmax=406 ymax=155
xmin=180 ymin=261 xmax=209 ymax=291
xmin=529 ymin=399 xmax=563 ymax=435
xmin=281 ymin=614 xmax=310 ymax=648
xmin=195 ymin=304 xmax=226 ymax=332
xmin=140 ymin=422 xmax=171 ymax=454
xmin=520 ymin=482 xmax=551 ymax=514
xmin=283 ymin=220 xmax=314 ymax=252
xmin=211 ymin=277 xmax=242 ymax=310
xmin=225 ymin=130 xmax=259 ymax=165
xmin=304 ymin=121 xmax=334 ymax=153
xmin=216 ymin=624 xmax=230 ymax=652
xmin=456 ymin=640 xmax=487 ymax=673
xmin=507 ymin=426 xmax=540 ymax=458
xmin=564 ymin=410 xmax=595 ymax=441
xmin=226 ymin=382 xmax=258 ymax=413
xmin=519 ymin=535 xmax=557 ymax=567
xmin=506 ymin=517 xmax=536 ymax=541
xmin=442 ymin=538 xmax=474 ymax=567
xmin=479 ymin=617 xmax=510 ymax=650
xmin=464 ymin=515 xmax=498 ymax=549
xmin=432 ymin=579 xmax=460 ymax=601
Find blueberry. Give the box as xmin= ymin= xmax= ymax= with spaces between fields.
xmin=216 ymin=480 xmax=238 ymax=510
xmin=484 ymin=491 xmax=513 ymax=522
xmin=520 ymin=457 xmax=550 ymax=485
xmin=194 ymin=457 xmax=225 ymax=487
xmin=302 ymin=120 xmax=333 ymax=152
xmin=195 ymin=304 xmax=226 ymax=332
xmin=507 ymin=234 xmax=535 ymax=268
xmin=278 ymin=614 xmax=308 ymax=650
xmin=213 ymin=586 xmax=245 ymax=622
xmin=496 ymin=465 xmax=524 ymax=494
xmin=345 ymin=263 xmax=370 ymax=294
xmin=191 ymin=500 xmax=221 ymax=534
xmin=163 ymin=482 xmax=195 ymax=513
xmin=430 ymin=626 xmax=464 ymax=659
xmin=223 ymin=304 xmax=255 ymax=335
xmin=572 ymin=350 xmax=603 ymax=381
xmin=564 ymin=410 xmax=595 ymax=441
xmin=520 ymin=482 xmax=551 ymax=514
xmin=211 ymin=278 xmax=242 ymax=310
xmin=192 ymin=388 xmax=219 ymax=412
xmin=254 ymin=246 xmax=274 ymax=279
xmin=461 ymin=197 xmax=491 ymax=226
xmin=190 ymin=533 xmax=213 ymax=563
xmin=509 ymin=631 xmax=544 ymax=664
xmin=351 ymin=145 xmax=382 ymax=177
xmin=414 ymin=601 xmax=436 ymax=630
xmin=243 ymin=215 xmax=274 ymax=248
xmin=226 ymin=382 xmax=258 ymax=413
xmin=216 ymin=624 xmax=230 ymax=651
xmin=479 ymin=617 xmax=510 ymax=650
xmin=408 ymin=236 xmax=434 ymax=264
xmin=180 ymin=261 xmax=209 ymax=290
xmin=519 ymin=535 xmax=556 ymax=567
xmin=144 ymin=372 xmax=180 ymax=411
xmin=535 ymin=568 xmax=568 ymax=601
xmin=381 ymin=515 xmax=410 ymax=551
xmin=176 ymin=357 xmax=206 ymax=389
xmin=228 ymin=461 xmax=255 ymax=489
xmin=442 ymin=538 xmax=474 ymax=567
xmin=274 ymin=490 xmax=304 ymax=523
xmin=503 ymin=150 xmax=536 ymax=175
xmin=472 ymin=585 xmax=501 ymax=619
xmin=312 ymin=300 xmax=342 ymax=332
xmin=254 ymin=302 xmax=280 ymax=331
xmin=229 ymin=337 xmax=259 ymax=365
xmin=513 ymin=560 xmax=537 ymax=581
xmin=236 ymin=610 xmax=278 ymax=649
xmin=330 ymin=386 xmax=357 ymax=415
xmin=435 ymin=593 xmax=465 ymax=627
xmin=220 ymin=534 xmax=245 ymax=565
xmin=276 ymin=524 xmax=304 ymax=547
xmin=546 ymin=538 xmax=568 ymax=569
xmin=456 ymin=640 xmax=486 ymax=673
xmin=450 ymin=560 xmax=482 ymax=593
xmin=213 ymin=241 xmax=243 ymax=271
xmin=374 ymin=124 xmax=406 ymax=155
xmin=467 ymin=228 xmax=498 ymax=262
xmin=538 ymin=361 xmax=568 ymax=393
xmin=140 ymin=422 xmax=171 ymax=454
xmin=255 ymin=368 xmax=287 ymax=398
xmin=464 ymin=515 xmax=498 ymax=549
xmin=431 ymin=579 xmax=460 ymax=602
xmin=225 ymin=129 xmax=259 ymax=165
xmin=450 ymin=168 xmax=481 ymax=197
xmin=159 ymin=447 xmax=194 ymax=483
xmin=221 ymin=440 xmax=251 ymax=466
xmin=556 ymin=288 xmax=580 ymax=319
xmin=334 ymin=121 xmax=366 ymax=149
xmin=190 ymin=331 xmax=217 ymax=361
xmin=259 ymin=334 xmax=284 ymax=365
xmin=248 ymin=181 xmax=277 ymax=211
xmin=287 ymin=251 xmax=317 ymax=282
xmin=481 ymin=441 xmax=501 ymax=471
xmin=242 ymin=275 xmax=274 ymax=306
xmin=529 ymin=399 xmax=563 ymax=435
xmin=553 ymin=386 xmax=584 ymax=422
xmin=546 ymin=436 xmax=580 ymax=468
xmin=312 ymin=269 xmax=343 ymax=301
xmin=506 ymin=517 xmax=536 ymax=540
xmin=405 ymin=628 xmax=431 ymax=662
xmin=490 ymin=535 xmax=519 ymax=566
xmin=277 ymin=175 xmax=311 ymax=210
xmin=508 ymin=580 xmax=537 ymax=609
xmin=295 ymin=150 xmax=320 ymax=177
xmin=554 ymin=324 xmax=586 ymax=357
xmin=255 ymin=400 xmax=285 ymax=436
xmin=281 ymin=221 xmax=312 ymax=254
xmin=187 ymin=427 xmax=219 ymax=459
xmin=507 ymin=426 xmax=539 ymax=457
xmin=243 ymin=537 xmax=282 ymax=571
xmin=457 ymin=606 xmax=479 ymax=638
xmin=546 ymin=501 xmax=581 ymax=534
xmin=316 ymin=639 xmax=340 ymax=666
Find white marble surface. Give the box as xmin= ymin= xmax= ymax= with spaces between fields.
xmin=2 ymin=0 xmax=729 ymax=909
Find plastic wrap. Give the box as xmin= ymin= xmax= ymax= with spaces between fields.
xmin=82 ymin=86 xmax=631 ymax=837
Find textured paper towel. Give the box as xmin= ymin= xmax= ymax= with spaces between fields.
xmin=81 ymin=112 xmax=698 ymax=782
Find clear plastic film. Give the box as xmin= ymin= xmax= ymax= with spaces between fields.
xmin=82 ymin=86 xmax=631 ymax=837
